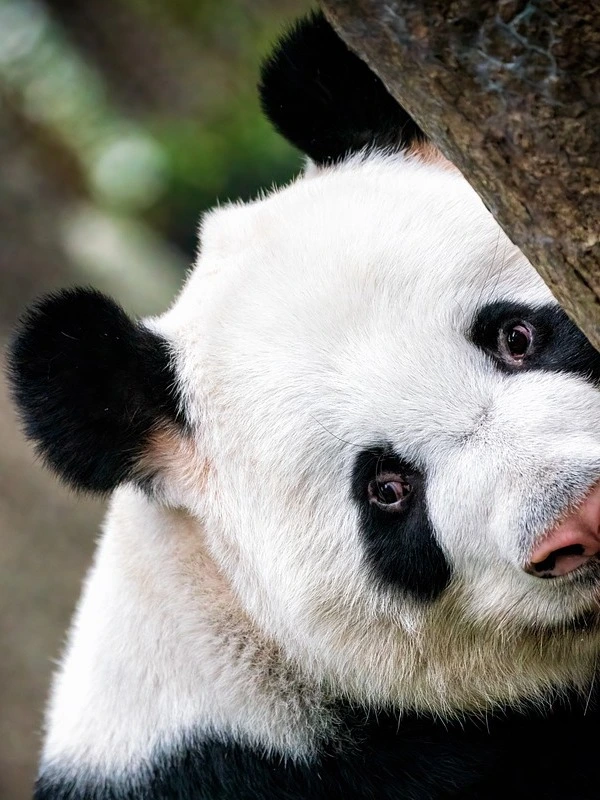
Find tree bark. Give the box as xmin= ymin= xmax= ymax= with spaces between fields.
xmin=321 ymin=0 xmax=600 ymax=348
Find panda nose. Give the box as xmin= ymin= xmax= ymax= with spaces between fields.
xmin=527 ymin=543 xmax=597 ymax=578
xmin=526 ymin=482 xmax=600 ymax=578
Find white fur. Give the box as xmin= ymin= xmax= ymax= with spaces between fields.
xmin=42 ymin=152 xmax=600 ymax=775
xmin=43 ymin=488 xmax=333 ymax=773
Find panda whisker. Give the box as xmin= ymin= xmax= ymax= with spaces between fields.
xmin=583 ymin=660 xmax=597 ymax=716
xmin=473 ymin=227 xmax=502 ymax=316
xmin=490 ymin=238 xmax=509 ymax=301
xmin=309 ymin=414 xmax=378 ymax=453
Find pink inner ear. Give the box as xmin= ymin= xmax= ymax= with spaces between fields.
xmin=527 ymin=481 xmax=600 ymax=577
xmin=406 ymin=141 xmax=457 ymax=171
xmin=140 ymin=426 xmax=208 ymax=498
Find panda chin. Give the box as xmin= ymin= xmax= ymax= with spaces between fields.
xmin=568 ymin=607 xmax=600 ymax=633
xmin=532 ymin=605 xmax=600 ymax=636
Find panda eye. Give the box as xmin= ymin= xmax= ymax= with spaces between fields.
xmin=500 ymin=321 xmax=534 ymax=363
xmin=368 ymin=474 xmax=413 ymax=510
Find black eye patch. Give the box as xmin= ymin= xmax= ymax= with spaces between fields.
xmin=470 ymin=302 xmax=600 ymax=382
xmin=351 ymin=448 xmax=452 ymax=602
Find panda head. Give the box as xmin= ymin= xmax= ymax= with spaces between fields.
xmin=8 ymin=11 xmax=600 ymax=715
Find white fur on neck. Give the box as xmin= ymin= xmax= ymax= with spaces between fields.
xmin=41 ymin=487 xmax=333 ymax=773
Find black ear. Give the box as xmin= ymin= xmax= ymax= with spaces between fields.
xmin=6 ymin=288 xmax=184 ymax=494
xmin=259 ymin=10 xmax=425 ymax=165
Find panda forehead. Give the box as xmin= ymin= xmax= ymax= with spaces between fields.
xmin=167 ymin=154 xmax=553 ymax=339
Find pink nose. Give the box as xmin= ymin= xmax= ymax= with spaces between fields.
xmin=526 ymin=482 xmax=600 ymax=578
xmin=527 ymin=543 xmax=596 ymax=578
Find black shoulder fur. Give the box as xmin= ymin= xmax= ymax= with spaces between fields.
xmin=34 ymin=695 xmax=600 ymax=799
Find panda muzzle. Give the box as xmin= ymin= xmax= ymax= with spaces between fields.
xmin=527 ymin=481 xmax=600 ymax=578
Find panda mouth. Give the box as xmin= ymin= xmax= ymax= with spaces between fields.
xmin=526 ymin=481 xmax=600 ymax=579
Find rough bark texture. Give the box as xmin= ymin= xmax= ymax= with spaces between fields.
xmin=322 ymin=0 xmax=600 ymax=348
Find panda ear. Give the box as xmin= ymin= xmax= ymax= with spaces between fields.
xmin=259 ymin=10 xmax=425 ymax=165
xmin=6 ymin=288 xmax=184 ymax=494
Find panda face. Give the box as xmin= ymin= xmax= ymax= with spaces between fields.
xmin=144 ymin=151 xmax=600 ymax=711
xmin=8 ymin=11 xmax=600 ymax=722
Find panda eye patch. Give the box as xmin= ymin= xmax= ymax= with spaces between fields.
xmin=352 ymin=447 xmax=451 ymax=599
xmin=471 ymin=301 xmax=600 ymax=382
xmin=469 ymin=302 xmax=570 ymax=374
xmin=368 ymin=474 xmax=413 ymax=510
xmin=500 ymin=321 xmax=534 ymax=363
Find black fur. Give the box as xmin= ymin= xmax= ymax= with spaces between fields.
xmin=259 ymin=10 xmax=424 ymax=164
xmin=352 ymin=447 xmax=452 ymax=601
xmin=470 ymin=302 xmax=600 ymax=381
xmin=6 ymin=288 xmax=183 ymax=493
xmin=34 ymin=694 xmax=600 ymax=799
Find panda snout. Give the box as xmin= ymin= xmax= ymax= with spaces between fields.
xmin=526 ymin=480 xmax=600 ymax=578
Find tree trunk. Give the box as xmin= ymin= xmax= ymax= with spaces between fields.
xmin=321 ymin=0 xmax=600 ymax=348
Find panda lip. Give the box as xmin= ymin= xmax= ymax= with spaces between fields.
xmin=527 ymin=481 xmax=600 ymax=579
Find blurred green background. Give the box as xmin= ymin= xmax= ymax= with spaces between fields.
xmin=0 ymin=1 xmax=308 ymax=796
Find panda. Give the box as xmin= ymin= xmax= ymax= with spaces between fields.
xmin=7 ymin=9 xmax=600 ymax=800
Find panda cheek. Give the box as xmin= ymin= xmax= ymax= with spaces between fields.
xmin=6 ymin=287 xmax=188 ymax=495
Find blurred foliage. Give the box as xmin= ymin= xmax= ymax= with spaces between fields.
xmin=0 ymin=0 xmax=308 ymax=270
xmin=151 ymin=97 xmax=299 ymax=254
